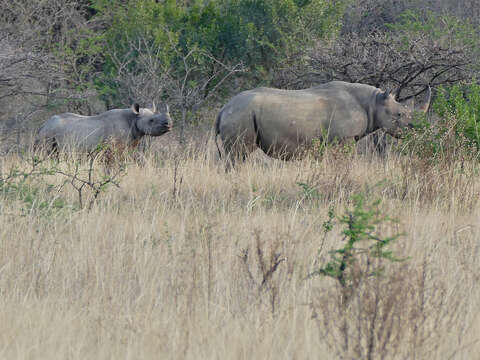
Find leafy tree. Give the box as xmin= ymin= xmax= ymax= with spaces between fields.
xmin=89 ymin=0 xmax=346 ymax=108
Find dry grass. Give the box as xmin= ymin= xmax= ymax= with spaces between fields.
xmin=0 ymin=128 xmax=480 ymax=359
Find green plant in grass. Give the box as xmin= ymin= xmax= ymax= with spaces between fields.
xmin=308 ymin=193 xmax=405 ymax=304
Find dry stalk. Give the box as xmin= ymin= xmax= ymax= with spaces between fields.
xmin=239 ymin=229 xmax=286 ymax=315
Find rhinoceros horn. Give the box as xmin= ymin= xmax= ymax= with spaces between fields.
xmin=152 ymin=100 xmax=156 ymax=113
xmin=419 ymin=86 xmax=432 ymax=114
xmin=132 ymin=103 xmax=140 ymax=114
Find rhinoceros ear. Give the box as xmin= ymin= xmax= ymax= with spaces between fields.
xmin=382 ymin=90 xmax=391 ymax=100
xmin=131 ymin=103 xmax=140 ymax=114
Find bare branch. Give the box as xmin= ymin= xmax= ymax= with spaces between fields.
xmin=280 ymin=31 xmax=476 ymax=102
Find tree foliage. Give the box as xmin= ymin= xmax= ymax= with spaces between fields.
xmin=89 ymin=0 xmax=345 ymax=107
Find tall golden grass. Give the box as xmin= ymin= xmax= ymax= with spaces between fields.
xmin=0 ymin=129 xmax=479 ymax=359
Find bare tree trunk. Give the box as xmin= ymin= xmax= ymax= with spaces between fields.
xmin=180 ymin=107 xmax=187 ymax=145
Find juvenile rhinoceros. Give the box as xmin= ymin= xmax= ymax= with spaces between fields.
xmin=215 ymin=81 xmax=430 ymax=166
xmin=35 ymin=103 xmax=172 ymax=153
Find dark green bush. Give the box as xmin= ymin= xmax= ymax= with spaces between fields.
xmin=434 ymin=84 xmax=480 ymax=150
xmin=404 ymin=84 xmax=480 ymax=160
xmin=89 ymin=0 xmax=345 ymax=105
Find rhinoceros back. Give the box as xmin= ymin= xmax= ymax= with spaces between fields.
xmin=36 ymin=110 xmax=133 ymax=150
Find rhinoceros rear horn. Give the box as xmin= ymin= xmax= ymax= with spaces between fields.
xmin=381 ymin=89 xmax=391 ymax=101
xmin=419 ymin=86 xmax=432 ymax=114
xmin=131 ymin=103 xmax=140 ymax=114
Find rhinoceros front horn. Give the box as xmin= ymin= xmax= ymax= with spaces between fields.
xmin=152 ymin=100 xmax=156 ymax=113
xmin=131 ymin=103 xmax=140 ymax=114
xmin=419 ymin=86 xmax=431 ymax=114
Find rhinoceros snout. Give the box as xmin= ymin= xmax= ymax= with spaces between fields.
xmin=161 ymin=118 xmax=174 ymax=134
xmin=162 ymin=119 xmax=172 ymax=133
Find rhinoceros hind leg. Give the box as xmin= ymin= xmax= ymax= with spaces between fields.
xmin=33 ymin=137 xmax=59 ymax=160
xmin=222 ymin=137 xmax=256 ymax=171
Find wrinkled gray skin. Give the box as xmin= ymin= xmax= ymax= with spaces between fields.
xmin=36 ymin=103 xmax=172 ymax=152
xmin=215 ymin=81 xmax=430 ymax=166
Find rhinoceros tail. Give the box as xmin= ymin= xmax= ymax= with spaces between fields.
xmin=252 ymin=112 xmax=262 ymax=148
xmin=215 ymin=109 xmax=223 ymax=159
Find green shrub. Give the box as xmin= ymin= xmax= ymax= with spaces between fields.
xmin=89 ymin=0 xmax=346 ymax=105
xmin=308 ymin=193 xmax=405 ymax=303
xmin=404 ymin=83 xmax=480 ymax=160
xmin=391 ymin=10 xmax=479 ymax=48
xmin=434 ymin=83 xmax=480 ymax=150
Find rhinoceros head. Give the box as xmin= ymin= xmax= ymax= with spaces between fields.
xmin=132 ymin=103 xmax=172 ymax=136
xmin=374 ymin=87 xmax=431 ymax=138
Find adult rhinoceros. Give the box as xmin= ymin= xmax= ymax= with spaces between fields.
xmin=35 ymin=103 xmax=172 ymax=153
xmin=215 ymin=81 xmax=430 ymax=166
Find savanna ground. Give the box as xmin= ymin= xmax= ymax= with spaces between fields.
xmin=0 ymin=126 xmax=479 ymax=360
xmin=3 ymin=0 xmax=480 ymax=358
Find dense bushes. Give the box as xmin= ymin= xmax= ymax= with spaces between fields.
xmin=399 ymin=83 xmax=480 ymax=162
xmin=434 ymin=84 xmax=480 ymax=150
xmin=90 ymin=0 xmax=345 ymax=107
